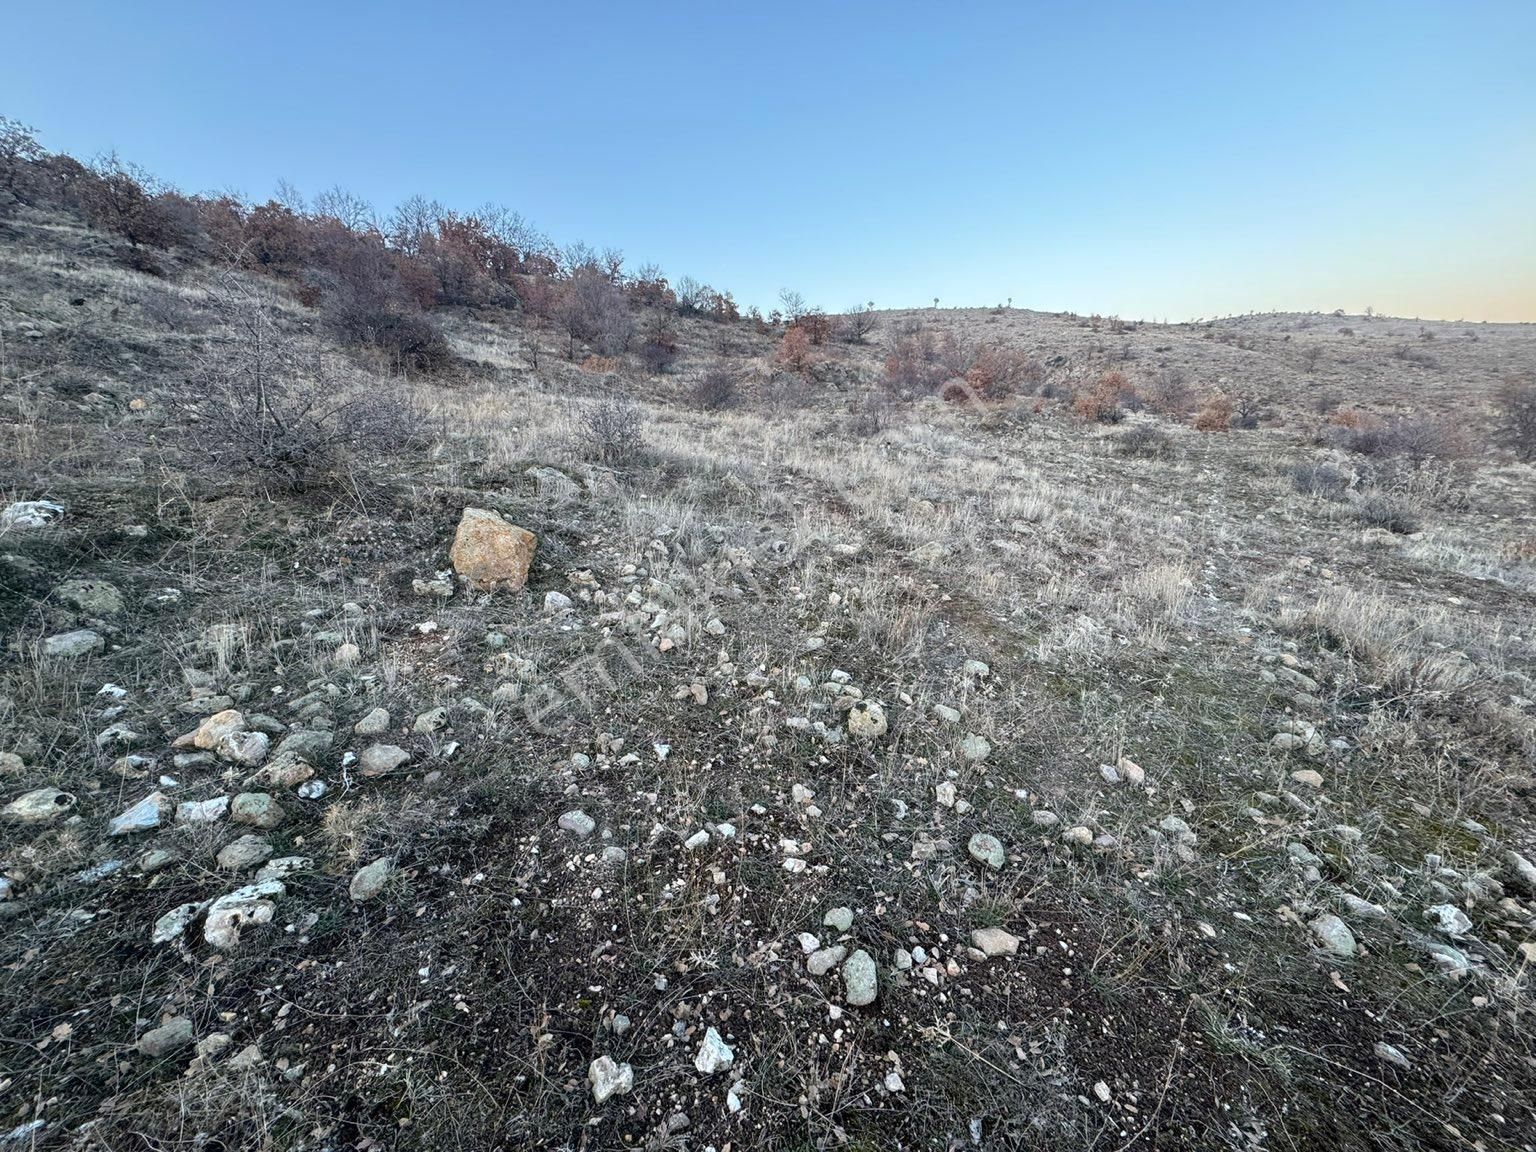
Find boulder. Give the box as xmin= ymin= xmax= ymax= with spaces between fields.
xmin=4 ymin=787 xmax=75 ymax=822
xmin=55 ymin=578 xmax=125 ymax=617
xmin=42 ymin=630 xmax=104 ymax=658
xmin=449 ymin=507 xmax=537 ymax=592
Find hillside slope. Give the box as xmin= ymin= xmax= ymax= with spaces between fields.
xmin=3 ymin=206 xmax=1536 ymax=1151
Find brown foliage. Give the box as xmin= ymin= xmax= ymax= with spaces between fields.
xmin=777 ymin=326 xmax=815 ymax=374
xmin=1073 ymin=370 xmax=1134 ymax=423
xmin=964 ymin=345 xmax=1041 ymax=400
xmin=1193 ymin=394 xmax=1233 ymax=431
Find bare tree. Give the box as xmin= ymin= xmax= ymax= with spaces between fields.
xmin=386 ymin=194 xmax=445 ymax=256
xmin=840 ymin=302 xmax=878 ymax=343
xmin=0 ymin=117 xmax=45 ymax=208
xmin=778 ymin=288 xmax=808 ymax=323
xmin=556 ymin=266 xmax=633 ymax=357
xmin=312 ymin=184 xmax=376 ymax=232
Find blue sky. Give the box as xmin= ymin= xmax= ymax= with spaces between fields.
xmin=4 ymin=1 xmax=1533 ymax=320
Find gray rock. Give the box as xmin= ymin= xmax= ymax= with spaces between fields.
xmin=558 ymin=809 xmax=596 ymax=837
xmin=842 ymin=948 xmax=878 ymax=1006
xmin=1309 ymin=913 xmax=1356 ymax=958
xmin=42 ymin=629 xmax=104 ymax=658
xmin=349 ymin=857 xmax=392 ymax=902
xmin=255 ymin=855 xmax=311 ymax=882
xmin=413 ymin=707 xmax=448 ymax=734
xmin=807 ymin=945 xmax=847 ymax=976
xmin=137 ymin=1017 xmax=194 ymax=1057
xmin=230 ymin=792 xmax=285 ymax=829
xmin=823 ymin=906 xmax=854 ymax=933
xmin=151 ymin=901 xmax=208 ymax=945
xmin=694 ymin=1026 xmax=734 ymax=1074
xmin=109 ymin=792 xmax=168 ymax=836
xmin=543 ymin=591 xmax=574 ymax=614
xmin=55 ymin=578 xmax=124 ymax=617
xmin=358 ymin=744 xmax=410 ymax=777
xmin=846 ymin=700 xmax=888 ymax=740
xmin=960 ymin=733 xmax=991 ymax=762
xmin=1 ymin=499 xmax=64 ymax=529
xmin=1373 ymin=1041 xmax=1412 ymax=1070
xmin=971 ymin=927 xmax=1021 ymax=957
xmin=967 ymin=832 xmax=1005 ymax=870
xmin=527 ymin=466 xmax=582 ymax=503
xmin=216 ymin=834 xmax=274 ymax=871
xmin=1424 ymin=904 xmax=1472 ymax=937
xmin=354 ymin=707 xmax=390 ymax=736
xmin=204 ymin=880 xmax=283 ymax=949
xmin=588 ymin=1055 xmax=634 ymax=1104
xmin=1503 ymin=851 xmax=1536 ymax=896
xmin=273 ymin=729 xmax=333 ymax=763
xmin=4 ymin=787 xmax=75 ymax=822
xmin=175 ymin=796 xmax=230 ymax=825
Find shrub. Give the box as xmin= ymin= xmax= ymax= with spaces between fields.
xmin=581 ymin=399 xmax=644 ymax=468
xmin=1145 ymin=367 xmax=1195 ymax=416
xmin=637 ymin=331 xmax=679 ymax=374
xmin=777 ymin=326 xmax=815 ymax=374
xmin=1073 ymin=370 xmax=1133 ymax=423
xmin=1193 ymin=394 xmax=1233 ymax=431
xmin=1290 ymin=460 xmax=1351 ymax=499
xmin=1339 ymin=413 xmax=1466 ymax=461
xmin=1114 ymin=423 xmax=1173 ymax=458
xmin=1353 ymin=493 xmax=1419 ymax=534
xmin=692 ymin=364 xmax=739 ymax=411
xmin=1495 ymin=376 xmax=1536 ymax=461
xmin=963 ymin=344 xmax=1041 ymax=400
xmin=556 ymin=266 xmax=633 ymax=358
xmin=197 ymin=273 xmax=417 ymax=492
xmin=840 ymin=303 xmax=878 ymax=344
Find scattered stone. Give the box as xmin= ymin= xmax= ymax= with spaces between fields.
xmin=151 ymin=901 xmax=207 ymax=945
xmin=935 ymin=781 xmax=957 ymax=808
xmin=971 ymin=927 xmax=1021 ymax=956
xmin=1291 ymin=769 xmax=1325 ymax=789
xmin=960 ymin=734 xmax=991 ymax=762
xmin=1373 ymin=1042 xmax=1412 ymax=1070
xmin=204 ymin=881 xmax=284 ymax=949
xmin=967 ymin=832 xmax=1005 ymax=870
xmin=1099 ymin=763 xmax=1121 ymax=785
xmin=1062 ymin=825 xmax=1094 ymax=847
xmin=1309 ymin=913 xmax=1357 ymax=958
xmin=137 ymin=1017 xmax=194 ymax=1057
xmin=933 ymin=704 xmax=961 ymax=724
xmin=823 ymin=906 xmax=854 ymax=933
xmin=138 ymin=848 xmax=176 ymax=874
xmin=42 ymin=629 xmax=103 ymax=658
xmin=1424 ymin=904 xmax=1472 ymax=937
xmin=55 ymin=578 xmax=124 ymax=617
xmin=350 ymin=857 xmax=392 ymax=902
xmin=230 ymin=792 xmax=284 ymax=829
xmin=1117 ymin=757 xmax=1146 ymax=786
xmin=413 ymin=707 xmax=448 ymax=733
xmin=227 ymin=1043 xmax=264 ymax=1071
xmin=543 ymin=590 xmax=573 ymax=614
xmin=1 ymin=500 xmax=64 ymax=530
xmin=588 ymin=1055 xmax=634 ymax=1104
xmin=216 ymin=835 xmax=274 ymax=871
xmin=808 ymin=945 xmax=847 ymax=976
xmin=705 ymin=617 xmax=727 ymax=636
xmin=449 ymin=507 xmax=537 ymax=592
xmin=694 ymin=1027 xmax=734 ymax=1074
xmin=354 ymin=707 xmax=390 ymax=736
xmin=1031 ymin=810 xmax=1059 ymax=828
xmin=559 ymin=810 xmax=596 ymax=837
xmin=4 ymin=787 xmax=75 ymax=822
xmin=847 ymin=699 xmax=888 ymax=740
xmin=109 ymin=792 xmax=169 ymax=836
xmin=842 ymin=948 xmax=878 ymax=1006
xmin=175 ymin=796 xmax=230 ymax=825
xmin=1502 ymin=851 xmax=1536 ymax=896
xmin=358 ymin=744 xmax=410 ymax=777
xmin=684 ymin=829 xmax=711 ymax=850
xmin=961 ymin=659 xmax=990 ymax=680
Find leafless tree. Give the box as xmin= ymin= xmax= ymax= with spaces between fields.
xmin=313 ymin=184 xmax=376 ymax=232
xmin=556 ymin=265 xmax=633 ymax=357
xmin=778 ymin=288 xmax=808 ymax=323
xmin=840 ymin=302 xmax=878 ymax=343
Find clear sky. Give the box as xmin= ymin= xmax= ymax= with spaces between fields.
xmin=4 ymin=1 xmax=1533 ymax=321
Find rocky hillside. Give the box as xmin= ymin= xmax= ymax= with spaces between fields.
xmin=3 ymin=203 xmax=1536 ymax=1152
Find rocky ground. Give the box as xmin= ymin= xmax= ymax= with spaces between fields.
xmin=3 ymin=208 xmax=1536 ymax=1151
